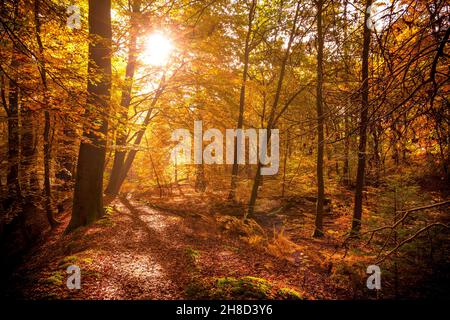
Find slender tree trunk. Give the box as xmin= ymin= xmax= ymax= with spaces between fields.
xmin=43 ymin=107 xmax=56 ymax=226
xmin=195 ymin=163 xmax=206 ymax=192
xmin=116 ymin=125 xmax=147 ymax=191
xmin=105 ymin=0 xmax=141 ymax=196
xmin=371 ymin=122 xmax=381 ymax=183
xmin=281 ymin=129 xmax=290 ymax=197
xmin=148 ymin=152 xmax=162 ymax=198
xmin=313 ymin=0 xmax=325 ymax=238
xmin=57 ymin=121 xmax=77 ymax=174
xmin=67 ymin=0 xmax=112 ymax=232
xmin=401 ymin=112 xmax=408 ymax=163
xmin=174 ymin=153 xmax=178 ymax=184
xmin=342 ymin=1 xmax=350 ymax=186
xmin=351 ymin=0 xmax=372 ymax=235
xmin=247 ymin=2 xmax=300 ymax=218
xmin=434 ymin=122 xmax=449 ymax=180
xmin=35 ymin=0 xmax=59 ymax=227
xmin=228 ymin=0 xmax=257 ymax=201
xmin=108 ymin=68 xmax=165 ymax=195
xmin=6 ymin=53 xmax=21 ymax=204
xmin=20 ymin=109 xmax=39 ymax=196
xmin=5 ymin=1 xmax=22 ymax=209
xmin=343 ymin=111 xmax=350 ymax=183
xmin=113 ymin=78 xmax=164 ymax=194
xmin=325 ymin=122 xmax=333 ymax=178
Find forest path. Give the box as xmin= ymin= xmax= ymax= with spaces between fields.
xmin=2 ymin=197 xmax=190 ymax=299
xmin=2 ymin=195 xmax=344 ymax=299
xmin=72 ymin=197 xmax=189 ymax=299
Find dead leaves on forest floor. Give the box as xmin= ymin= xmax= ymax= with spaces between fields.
xmin=1 ymin=193 xmax=357 ymax=300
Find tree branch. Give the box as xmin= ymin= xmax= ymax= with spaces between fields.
xmin=376 ymin=223 xmax=450 ymax=264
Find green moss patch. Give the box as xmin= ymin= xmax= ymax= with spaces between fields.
xmin=42 ymin=271 xmax=64 ymax=286
xmin=185 ymin=275 xmax=302 ymax=300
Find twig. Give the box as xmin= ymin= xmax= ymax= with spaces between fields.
xmin=366 ymin=200 xmax=450 ymax=244
xmin=376 ymin=223 xmax=450 ymax=264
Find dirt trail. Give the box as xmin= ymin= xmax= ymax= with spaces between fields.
xmin=1 ymin=196 xmax=345 ymax=299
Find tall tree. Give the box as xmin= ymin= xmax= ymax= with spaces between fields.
xmin=313 ymin=0 xmax=325 ymax=238
xmin=105 ymin=0 xmax=141 ymax=196
xmin=115 ymin=79 xmax=165 ymax=193
xmin=34 ymin=0 xmax=59 ymax=227
xmin=67 ymin=0 xmax=112 ymax=231
xmin=228 ymin=0 xmax=257 ymax=201
xmin=342 ymin=0 xmax=350 ymax=185
xmin=4 ymin=0 xmax=22 ymax=210
xmin=247 ymin=1 xmax=301 ymax=218
xmin=351 ymin=0 xmax=372 ymax=235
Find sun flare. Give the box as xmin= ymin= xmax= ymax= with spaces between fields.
xmin=141 ymin=32 xmax=173 ymax=67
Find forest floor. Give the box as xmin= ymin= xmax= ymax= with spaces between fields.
xmin=1 ymin=178 xmax=448 ymax=300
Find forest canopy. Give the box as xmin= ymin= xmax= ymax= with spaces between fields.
xmin=0 ymin=0 xmax=449 ymax=300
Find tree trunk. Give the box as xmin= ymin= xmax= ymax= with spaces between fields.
xmin=5 ymin=1 xmax=22 ymax=209
xmin=35 ymin=0 xmax=59 ymax=228
xmin=228 ymin=0 xmax=257 ymax=201
xmin=343 ymin=111 xmax=350 ymax=184
xmin=67 ymin=0 xmax=112 ymax=232
xmin=110 ymin=72 xmax=165 ymax=195
xmin=342 ymin=1 xmax=350 ymax=186
xmin=371 ymin=122 xmax=381 ymax=183
xmin=281 ymin=129 xmax=290 ymax=197
xmin=247 ymin=2 xmax=300 ymax=218
xmin=351 ymin=0 xmax=372 ymax=235
xmin=20 ymin=108 xmax=39 ymax=197
xmin=105 ymin=0 xmax=141 ymax=196
xmin=148 ymin=151 xmax=162 ymax=198
xmin=195 ymin=163 xmax=206 ymax=192
xmin=6 ymin=52 xmax=21 ymax=205
xmin=313 ymin=0 xmax=325 ymax=238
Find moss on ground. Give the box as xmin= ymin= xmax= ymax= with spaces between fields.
xmin=42 ymin=271 xmax=64 ymax=286
xmin=185 ymin=275 xmax=302 ymax=300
